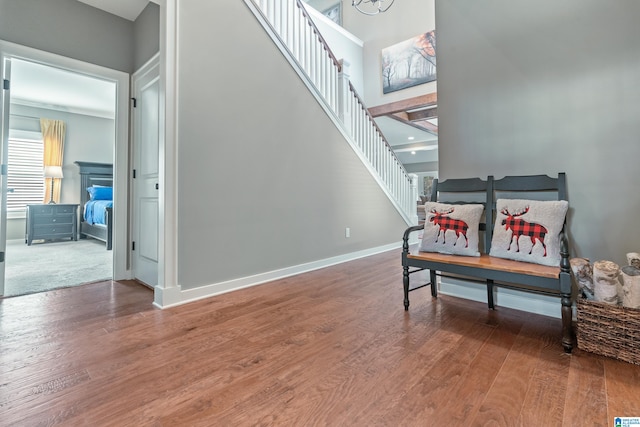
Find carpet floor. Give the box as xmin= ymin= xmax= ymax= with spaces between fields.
xmin=3 ymin=238 xmax=113 ymax=297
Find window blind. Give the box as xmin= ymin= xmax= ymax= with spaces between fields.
xmin=7 ymin=137 xmax=45 ymax=212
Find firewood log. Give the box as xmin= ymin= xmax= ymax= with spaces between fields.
xmin=570 ymin=257 xmax=594 ymax=298
xmin=626 ymin=252 xmax=640 ymax=269
xmin=621 ymin=265 xmax=640 ymax=309
xmin=593 ymin=260 xmax=620 ymax=305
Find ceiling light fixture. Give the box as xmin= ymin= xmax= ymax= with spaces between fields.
xmin=352 ymin=0 xmax=395 ymax=15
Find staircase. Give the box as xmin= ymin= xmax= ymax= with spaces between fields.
xmin=245 ymin=0 xmax=418 ymax=225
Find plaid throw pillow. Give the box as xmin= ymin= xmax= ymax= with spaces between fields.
xmin=489 ymin=199 xmax=569 ymax=267
xmin=420 ymin=202 xmax=484 ymax=257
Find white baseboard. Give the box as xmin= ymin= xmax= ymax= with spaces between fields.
xmin=439 ymin=279 xmax=562 ymax=319
xmin=153 ymin=242 xmax=402 ymax=309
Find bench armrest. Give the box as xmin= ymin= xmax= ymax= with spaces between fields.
xmin=402 ymin=225 xmax=424 ymax=253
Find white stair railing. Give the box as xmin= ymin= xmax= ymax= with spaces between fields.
xmin=247 ymin=0 xmax=418 ymax=225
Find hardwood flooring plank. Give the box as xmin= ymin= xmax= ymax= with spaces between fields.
xmin=604 ymin=357 xmax=640 ymax=421
xmin=562 ymin=351 xmax=608 ymax=427
xmin=1 ymin=250 xmax=640 ymax=426
xmin=470 ymin=313 xmax=554 ymax=426
xmin=517 ymin=316 xmax=572 ymax=426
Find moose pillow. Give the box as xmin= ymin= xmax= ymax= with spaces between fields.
xmin=420 ymin=202 xmax=484 ymax=257
xmin=489 ymin=199 xmax=569 ymax=267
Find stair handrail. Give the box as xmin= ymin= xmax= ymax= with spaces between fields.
xmin=348 ymin=81 xmax=408 ymax=176
xmin=293 ymin=0 xmax=342 ymax=73
xmin=247 ymin=0 xmax=417 ymax=223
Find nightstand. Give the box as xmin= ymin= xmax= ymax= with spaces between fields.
xmin=25 ymin=204 xmax=79 ymax=245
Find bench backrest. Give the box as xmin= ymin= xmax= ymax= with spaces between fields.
xmin=430 ymin=173 xmax=567 ymax=254
xmin=430 ymin=177 xmax=492 ymax=252
xmin=488 ymin=173 xmax=567 ymax=253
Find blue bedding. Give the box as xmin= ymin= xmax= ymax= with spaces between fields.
xmin=84 ymin=200 xmax=113 ymax=225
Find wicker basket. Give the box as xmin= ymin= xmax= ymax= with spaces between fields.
xmin=576 ymin=298 xmax=640 ymax=365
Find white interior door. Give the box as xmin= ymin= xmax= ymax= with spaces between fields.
xmin=0 ymin=57 xmax=11 ymax=297
xmin=132 ymin=58 xmax=160 ymax=287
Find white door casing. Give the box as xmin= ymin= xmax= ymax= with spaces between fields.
xmin=132 ymin=56 xmax=160 ymax=287
xmin=0 ymin=56 xmax=11 ymax=296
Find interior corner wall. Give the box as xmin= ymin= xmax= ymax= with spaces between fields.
xmin=133 ymin=2 xmax=160 ymax=71
xmin=436 ymin=0 xmax=640 ymax=266
xmin=342 ymin=0 xmax=436 ymax=107
xmin=0 ymin=0 xmax=134 ymax=73
xmin=175 ymin=2 xmax=408 ymax=290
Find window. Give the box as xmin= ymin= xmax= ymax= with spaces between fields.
xmin=7 ymin=134 xmax=45 ymax=214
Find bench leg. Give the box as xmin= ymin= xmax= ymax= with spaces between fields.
xmin=429 ymin=270 xmax=438 ymax=298
xmin=561 ymin=293 xmax=573 ymax=353
xmin=487 ymin=279 xmax=495 ymax=309
xmin=403 ymin=265 xmax=410 ymax=311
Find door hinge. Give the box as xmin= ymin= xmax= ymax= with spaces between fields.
xmin=131 ymin=97 xmax=137 ymax=108
xmin=133 ymin=169 xmax=136 ymax=179
xmin=1 ymin=164 xmax=7 ymax=175
xmin=0 ymin=252 xmax=4 ymax=262
xmin=3 ymin=79 xmax=9 ymax=90
xmin=132 ymin=241 xmax=136 ymax=251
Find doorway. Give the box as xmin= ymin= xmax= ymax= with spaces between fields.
xmin=0 ymin=42 xmax=131 ymax=297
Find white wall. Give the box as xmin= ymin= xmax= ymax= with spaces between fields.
xmin=436 ymin=0 xmax=640 ymax=267
xmin=343 ymin=0 xmax=437 ymax=107
xmin=175 ymin=1 xmax=407 ymax=290
xmin=305 ymin=5 xmax=365 ymax=95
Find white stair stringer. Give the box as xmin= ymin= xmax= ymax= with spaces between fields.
xmin=244 ymin=0 xmax=418 ymax=226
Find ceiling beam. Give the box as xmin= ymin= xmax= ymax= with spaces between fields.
xmin=407 ymin=107 xmax=437 ymax=122
xmin=368 ymin=92 xmax=438 ymax=117
xmin=389 ymin=114 xmax=438 ymax=136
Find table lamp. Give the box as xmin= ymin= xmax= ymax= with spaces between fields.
xmin=44 ymin=165 xmax=64 ymax=204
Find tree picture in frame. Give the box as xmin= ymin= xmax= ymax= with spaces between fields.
xmin=322 ymin=3 xmax=342 ymax=25
xmin=382 ymin=31 xmax=436 ymax=94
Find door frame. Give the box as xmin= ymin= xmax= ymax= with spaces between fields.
xmin=0 ymin=40 xmax=131 ymax=292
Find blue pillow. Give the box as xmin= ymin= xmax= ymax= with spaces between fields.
xmin=87 ymin=186 xmax=113 ymax=200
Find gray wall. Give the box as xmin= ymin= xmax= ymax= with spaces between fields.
xmin=7 ymin=104 xmax=114 ymax=240
xmin=176 ymin=1 xmax=407 ymax=289
xmin=0 ymin=0 xmax=134 ymax=73
xmin=133 ymin=2 xmax=160 ymax=71
xmin=436 ymin=0 xmax=640 ymax=266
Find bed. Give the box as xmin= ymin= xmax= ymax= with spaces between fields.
xmin=75 ymin=161 xmax=113 ymax=250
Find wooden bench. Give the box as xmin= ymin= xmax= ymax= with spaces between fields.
xmin=402 ymin=174 xmax=574 ymax=352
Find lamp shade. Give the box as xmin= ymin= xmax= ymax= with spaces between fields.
xmin=44 ymin=165 xmax=64 ymax=179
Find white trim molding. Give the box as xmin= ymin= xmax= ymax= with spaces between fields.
xmin=439 ymin=278 xmax=562 ymax=319
xmin=153 ymin=241 xmax=402 ymax=309
xmin=0 ymin=39 xmax=131 ymax=282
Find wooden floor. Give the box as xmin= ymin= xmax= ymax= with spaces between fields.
xmin=1 ymin=250 xmax=639 ymax=426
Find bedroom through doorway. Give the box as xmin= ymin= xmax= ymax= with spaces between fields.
xmin=1 ymin=54 xmax=119 ymax=298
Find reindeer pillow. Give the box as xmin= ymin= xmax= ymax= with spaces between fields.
xmin=489 ymin=199 xmax=569 ymax=267
xmin=420 ymin=202 xmax=484 ymax=257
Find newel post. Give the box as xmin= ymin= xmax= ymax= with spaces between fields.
xmin=338 ymin=59 xmax=351 ymax=134
xmin=410 ymin=174 xmax=419 ymax=225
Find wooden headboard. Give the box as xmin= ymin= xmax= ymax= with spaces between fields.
xmin=75 ymin=161 xmax=113 ymax=209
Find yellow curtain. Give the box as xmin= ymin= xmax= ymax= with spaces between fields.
xmin=40 ymin=119 xmax=66 ymax=203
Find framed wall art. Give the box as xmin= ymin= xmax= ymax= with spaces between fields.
xmin=381 ymin=30 xmax=436 ymax=94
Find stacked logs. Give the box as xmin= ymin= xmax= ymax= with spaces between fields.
xmin=570 ymin=252 xmax=640 ymax=309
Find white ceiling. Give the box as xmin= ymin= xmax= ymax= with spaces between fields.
xmin=10 ymin=59 xmax=116 ymax=119
xmin=76 ymin=0 xmax=149 ymax=21
xmin=374 ymin=116 xmax=438 ymax=165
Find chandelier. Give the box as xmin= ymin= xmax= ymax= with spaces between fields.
xmin=352 ymin=0 xmax=395 ymax=15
